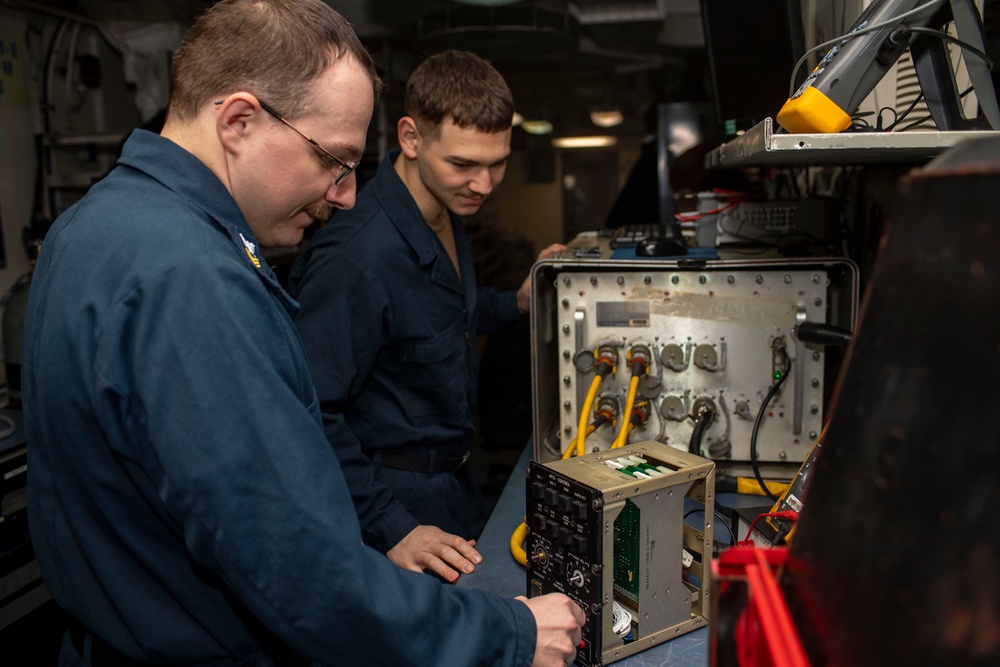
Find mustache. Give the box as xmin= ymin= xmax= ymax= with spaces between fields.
xmin=304 ymin=204 xmax=333 ymax=223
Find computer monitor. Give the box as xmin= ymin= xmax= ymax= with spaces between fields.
xmin=700 ymin=0 xmax=805 ymax=133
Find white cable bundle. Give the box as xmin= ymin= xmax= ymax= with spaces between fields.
xmin=611 ymin=600 xmax=632 ymax=637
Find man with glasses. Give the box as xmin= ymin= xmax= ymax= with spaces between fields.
xmin=289 ymin=51 xmax=565 ymax=582
xmin=22 ymin=1 xmax=583 ymax=665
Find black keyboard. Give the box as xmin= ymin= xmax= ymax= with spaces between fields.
xmin=609 ymin=223 xmax=670 ymax=248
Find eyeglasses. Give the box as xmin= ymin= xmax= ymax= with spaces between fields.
xmin=215 ymin=99 xmax=360 ymax=185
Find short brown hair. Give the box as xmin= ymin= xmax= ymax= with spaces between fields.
xmin=168 ymin=0 xmax=383 ymax=122
xmin=404 ymin=50 xmax=514 ymax=137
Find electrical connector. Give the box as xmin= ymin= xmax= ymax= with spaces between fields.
xmin=741 ymin=510 xmax=800 ymax=546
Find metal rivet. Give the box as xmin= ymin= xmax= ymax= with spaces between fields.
xmin=755 ymin=275 xmax=764 ymax=284
xmin=563 ymin=276 xmax=572 ymax=286
xmin=644 ymin=275 xmax=652 ymax=285
xmin=671 ymin=275 xmax=680 ymax=285
xmin=727 ymin=275 xmax=735 ymax=284
xmin=590 ymin=276 xmax=598 ymax=286
xmin=814 ymin=297 xmax=823 ymax=307
xmin=561 ymin=298 xmax=570 ymax=309
xmin=784 ymin=274 xmax=792 ymax=284
xmin=617 ymin=276 xmax=625 ymax=285
xmin=699 ymin=275 xmax=707 ymax=284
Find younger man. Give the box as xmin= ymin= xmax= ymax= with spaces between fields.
xmin=290 ymin=50 xmax=564 ymax=581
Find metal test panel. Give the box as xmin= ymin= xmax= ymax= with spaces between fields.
xmin=530 ymin=257 xmax=859 ymax=477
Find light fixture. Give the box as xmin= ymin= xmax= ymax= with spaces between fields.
xmin=512 ymin=111 xmax=524 ymax=127
xmin=521 ymin=120 xmax=554 ymax=135
xmin=589 ymin=110 xmax=623 ymax=128
xmin=551 ymin=136 xmax=618 ymax=149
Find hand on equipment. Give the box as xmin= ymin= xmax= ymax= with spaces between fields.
xmin=387 ymin=525 xmax=482 ymax=583
xmin=517 ymin=593 xmax=586 ymax=667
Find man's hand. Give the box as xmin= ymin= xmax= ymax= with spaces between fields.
xmin=517 ymin=243 xmax=568 ymax=314
xmin=517 ymin=593 xmax=586 ymax=667
xmin=386 ymin=525 xmax=482 ymax=583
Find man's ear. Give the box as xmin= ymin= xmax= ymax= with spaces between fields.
xmin=397 ymin=116 xmax=421 ymax=159
xmin=216 ymin=94 xmax=262 ymax=156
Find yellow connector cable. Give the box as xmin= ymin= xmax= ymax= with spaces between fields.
xmin=566 ymin=374 xmax=603 ymax=459
xmin=510 ymin=519 xmax=528 ymax=567
xmin=611 ymin=374 xmax=640 ymax=449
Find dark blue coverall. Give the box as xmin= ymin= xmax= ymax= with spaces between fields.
xmin=23 ymin=131 xmax=536 ymax=666
xmin=289 ymin=151 xmax=523 ymax=553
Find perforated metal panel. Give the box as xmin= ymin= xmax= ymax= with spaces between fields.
xmin=530 ymin=257 xmax=858 ymax=478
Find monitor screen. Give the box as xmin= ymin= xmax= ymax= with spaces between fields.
xmin=700 ymin=0 xmax=805 ymax=132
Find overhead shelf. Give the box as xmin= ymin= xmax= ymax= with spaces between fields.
xmin=705 ymin=117 xmax=995 ymax=168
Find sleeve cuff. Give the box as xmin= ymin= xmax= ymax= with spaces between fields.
xmin=504 ymin=597 xmax=538 ymax=667
xmin=364 ymin=502 xmax=421 ymax=554
xmin=496 ymin=290 xmax=523 ymax=324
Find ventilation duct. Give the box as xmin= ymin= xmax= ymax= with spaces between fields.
xmin=413 ymin=4 xmax=580 ymax=59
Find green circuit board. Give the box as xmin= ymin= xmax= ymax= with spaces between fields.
xmin=613 ymin=498 xmax=640 ymax=604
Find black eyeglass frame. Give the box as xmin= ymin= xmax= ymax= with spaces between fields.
xmin=215 ymin=99 xmax=361 ymax=185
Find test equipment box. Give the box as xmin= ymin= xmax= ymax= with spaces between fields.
xmin=529 ymin=256 xmax=859 ymax=477
xmin=526 ymin=440 xmax=715 ymax=667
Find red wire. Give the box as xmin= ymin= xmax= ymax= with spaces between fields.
xmin=741 ymin=510 xmax=799 ymax=545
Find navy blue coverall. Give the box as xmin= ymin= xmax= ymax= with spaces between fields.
xmin=289 ymin=151 xmax=523 ymax=553
xmin=22 ymin=131 xmax=536 ymax=666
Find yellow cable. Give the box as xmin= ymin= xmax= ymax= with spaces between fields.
xmin=565 ymin=374 xmax=602 ymax=459
xmin=612 ymin=374 xmax=640 ymax=449
xmin=510 ymin=519 xmax=528 ymax=567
